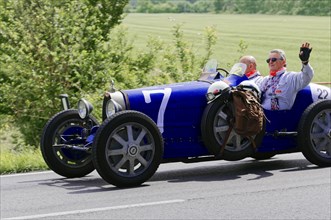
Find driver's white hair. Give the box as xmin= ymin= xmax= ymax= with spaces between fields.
xmin=270 ymin=49 xmax=286 ymax=60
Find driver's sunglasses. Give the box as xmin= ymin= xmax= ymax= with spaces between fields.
xmin=266 ymin=57 xmax=283 ymax=63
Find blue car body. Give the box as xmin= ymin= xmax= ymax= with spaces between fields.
xmin=104 ymin=72 xmax=330 ymax=159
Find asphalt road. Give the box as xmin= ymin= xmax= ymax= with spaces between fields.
xmin=1 ymin=153 xmax=330 ymax=220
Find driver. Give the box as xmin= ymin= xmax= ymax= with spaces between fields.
xmin=256 ymin=42 xmax=314 ymax=110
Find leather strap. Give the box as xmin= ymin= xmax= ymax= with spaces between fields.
xmin=220 ymin=123 xmax=233 ymax=155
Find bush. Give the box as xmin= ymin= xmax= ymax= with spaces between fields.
xmin=0 ymin=0 xmax=128 ymax=146
xmin=1 ymin=0 xmax=218 ymax=148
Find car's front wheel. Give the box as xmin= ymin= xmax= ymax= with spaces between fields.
xmin=298 ymin=100 xmax=331 ymax=167
xmin=92 ymin=110 xmax=163 ymax=188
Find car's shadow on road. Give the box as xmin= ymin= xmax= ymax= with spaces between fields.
xmin=37 ymin=155 xmax=321 ymax=194
xmin=37 ymin=175 xmax=118 ymax=192
xmin=151 ymin=157 xmax=317 ymax=184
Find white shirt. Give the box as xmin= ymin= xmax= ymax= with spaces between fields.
xmin=246 ymin=70 xmax=264 ymax=84
xmin=256 ymin=64 xmax=314 ymax=110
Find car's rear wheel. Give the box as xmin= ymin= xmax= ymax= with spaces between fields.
xmin=201 ymin=99 xmax=265 ymax=161
xmin=40 ymin=110 xmax=98 ymax=177
xmin=298 ymin=100 xmax=331 ymax=167
xmin=92 ymin=110 xmax=163 ymax=188
xmin=251 ymin=152 xmax=276 ymax=160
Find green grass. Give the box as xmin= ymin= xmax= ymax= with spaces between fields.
xmin=0 ymin=148 xmax=48 ymax=174
xmin=0 ymin=118 xmax=48 ymax=175
xmin=123 ymin=13 xmax=331 ymax=82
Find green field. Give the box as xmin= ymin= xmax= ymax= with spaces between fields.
xmin=123 ymin=13 xmax=331 ymax=82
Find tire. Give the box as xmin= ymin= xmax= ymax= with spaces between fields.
xmin=92 ymin=110 xmax=164 ymax=188
xmin=40 ymin=110 xmax=98 ymax=177
xmin=201 ymin=99 xmax=265 ymax=161
xmin=298 ymin=100 xmax=331 ymax=167
xmin=251 ymin=152 xmax=276 ymax=160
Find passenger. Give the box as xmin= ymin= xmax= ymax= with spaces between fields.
xmin=256 ymin=42 xmax=314 ymax=110
xmin=239 ymin=55 xmax=264 ymax=84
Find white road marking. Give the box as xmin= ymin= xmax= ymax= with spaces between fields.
xmin=3 ymin=199 xmax=185 ymax=220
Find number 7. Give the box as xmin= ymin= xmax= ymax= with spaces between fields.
xmin=142 ymin=88 xmax=172 ymax=133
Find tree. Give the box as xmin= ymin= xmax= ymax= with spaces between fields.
xmin=214 ymin=0 xmax=223 ymax=13
xmin=0 ymin=0 xmax=129 ymax=146
xmin=126 ymin=0 xmax=330 ymax=16
xmin=1 ymin=0 xmax=219 ymax=148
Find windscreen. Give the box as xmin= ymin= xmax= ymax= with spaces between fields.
xmin=229 ymin=63 xmax=247 ymax=77
xmin=202 ymin=59 xmax=218 ymax=74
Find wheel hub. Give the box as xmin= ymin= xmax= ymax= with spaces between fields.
xmin=128 ymin=144 xmax=138 ymax=157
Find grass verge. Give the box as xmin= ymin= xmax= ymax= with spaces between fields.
xmin=0 ymin=116 xmax=48 ymax=175
xmin=0 ymin=148 xmax=48 ymax=175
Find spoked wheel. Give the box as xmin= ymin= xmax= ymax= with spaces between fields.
xmin=298 ymin=100 xmax=331 ymax=167
xmin=201 ymin=99 xmax=264 ymax=161
xmin=40 ymin=110 xmax=98 ymax=177
xmin=93 ymin=110 xmax=163 ymax=188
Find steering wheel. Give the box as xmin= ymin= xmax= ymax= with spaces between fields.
xmin=217 ymin=68 xmax=230 ymax=77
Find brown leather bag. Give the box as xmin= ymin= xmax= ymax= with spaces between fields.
xmin=232 ymin=89 xmax=264 ymax=137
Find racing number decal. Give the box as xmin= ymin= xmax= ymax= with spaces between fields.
xmin=233 ymin=66 xmax=242 ymax=75
xmin=310 ymin=84 xmax=331 ymax=102
xmin=317 ymin=88 xmax=329 ymax=99
xmin=142 ymin=88 xmax=172 ymax=133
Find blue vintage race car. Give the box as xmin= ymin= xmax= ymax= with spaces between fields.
xmin=40 ymin=60 xmax=331 ymax=188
